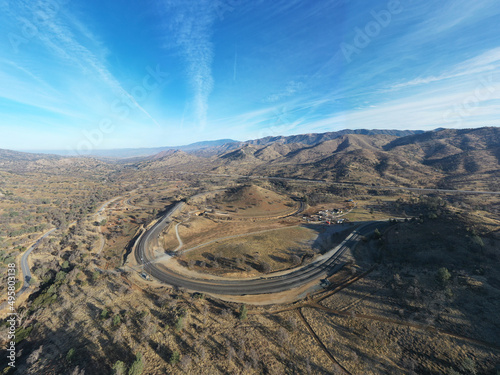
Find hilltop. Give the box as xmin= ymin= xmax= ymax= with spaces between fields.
xmin=0 ymin=149 xmax=111 ymax=175
xmin=3 ymin=127 xmax=499 ymax=191
xmin=137 ymin=127 xmax=499 ymax=191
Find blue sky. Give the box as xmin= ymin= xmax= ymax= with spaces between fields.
xmin=1 ymin=0 xmax=499 ymax=152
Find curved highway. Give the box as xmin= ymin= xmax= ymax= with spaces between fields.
xmin=174 ymin=171 xmax=500 ymax=196
xmin=135 ymin=201 xmax=386 ymax=295
xmin=19 ymin=228 xmax=56 ymax=292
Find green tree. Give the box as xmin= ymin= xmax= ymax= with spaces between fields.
xmin=175 ymin=316 xmax=185 ymax=332
xmin=66 ymin=348 xmax=76 ymax=363
xmin=101 ymin=308 xmax=109 ymax=319
xmin=128 ymin=353 xmax=144 ymax=375
xmin=471 ymin=235 xmax=484 ymax=250
xmin=170 ymin=351 xmax=180 ymax=365
xmin=459 ymin=357 xmax=477 ymax=375
xmin=239 ymin=304 xmax=248 ymax=320
xmin=113 ymin=315 xmax=121 ymax=326
xmin=112 ymin=360 xmax=127 ymax=375
xmin=55 ymin=271 xmax=67 ymax=283
xmin=437 ymin=267 xmax=451 ymax=284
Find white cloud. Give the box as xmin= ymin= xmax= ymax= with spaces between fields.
xmin=7 ymin=2 xmax=160 ymax=127
xmin=265 ymin=80 xmax=305 ymax=103
xmin=301 ymin=79 xmax=500 ymax=133
xmin=389 ymin=47 xmax=500 ymax=91
xmin=159 ymin=0 xmax=216 ymax=130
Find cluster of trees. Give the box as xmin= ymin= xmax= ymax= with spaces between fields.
xmin=4 ymin=224 xmax=48 ymax=238
xmin=0 ymin=180 xmax=122 ymax=249
xmin=390 ymin=195 xmax=448 ymax=219
xmin=112 ymin=354 xmax=144 ymax=375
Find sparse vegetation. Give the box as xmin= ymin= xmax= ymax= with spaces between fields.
xmin=113 ymin=314 xmax=122 ymax=327
xmin=169 ymin=350 xmax=180 ymax=365
xmin=128 ymin=353 xmax=144 ymax=375
xmin=66 ymin=348 xmax=76 ymax=363
xmin=112 ymin=360 xmax=127 ymax=375
xmin=1 ymin=128 xmax=500 ymax=374
xmin=437 ymin=267 xmax=451 ymax=285
xmin=239 ymin=304 xmax=248 ymax=320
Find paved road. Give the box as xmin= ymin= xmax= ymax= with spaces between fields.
xmin=17 ymin=196 xmax=120 ymax=293
xmin=136 ymin=202 xmax=185 ymax=262
xmin=18 ymin=228 xmax=56 ymax=296
xmin=0 ymin=226 xmax=56 ymax=311
xmin=1 ymin=196 xmax=121 ymax=311
xmin=173 ymin=171 xmax=500 ymax=196
xmin=96 ymin=196 xmax=122 ymax=215
xmin=159 ymin=195 xmax=304 ymax=259
xmin=135 ymin=202 xmax=386 ymax=295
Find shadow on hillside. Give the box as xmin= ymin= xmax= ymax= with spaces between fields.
xmin=4 ymin=310 xmax=136 ymax=374
xmin=336 ymin=215 xmax=500 ymax=372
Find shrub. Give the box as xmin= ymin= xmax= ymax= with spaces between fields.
xmin=113 ymin=315 xmax=121 ymax=326
xmin=15 ymin=326 xmax=33 ymax=343
xmin=112 ymin=361 xmax=127 ymax=375
xmin=239 ymin=304 xmax=248 ymax=321
xmin=459 ymin=357 xmax=477 ymax=375
xmin=101 ymin=308 xmax=109 ymax=319
xmin=170 ymin=351 xmax=180 ymax=365
xmin=55 ymin=271 xmax=67 ymax=283
xmin=66 ymin=348 xmax=76 ymax=363
xmin=261 ymin=261 xmax=271 ymax=274
xmin=128 ymin=353 xmax=144 ymax=375
xmin=175 ymin=316 xmax=184 ymax=332
xmin=436 ymin=267 xmax=451 ymax=284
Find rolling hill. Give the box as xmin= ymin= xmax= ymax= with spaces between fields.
xmin=3 ymin=127 xmax=499 ymax=191
xmin=137 ymin=127 xmax=500 ymax=191
xmin=0 ymin=149 xmax=110 ymax=175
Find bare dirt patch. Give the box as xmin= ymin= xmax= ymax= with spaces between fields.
xmin=210 ymin=184 xmax=297 ymax=218
xmin=177 ymin=224 xmax=352 ymax=277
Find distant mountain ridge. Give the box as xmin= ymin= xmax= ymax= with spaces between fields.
xmin=23 ymin=139 xmax=238 ymax=159
xmin=3 ymin=127 xmax=499 ymax=191
xmin=21 ymin=129 xmax=424 ymax=158
xmin=242 ymin=129 xmax=424 ymax=146
xmin=140 ymin=127 xmax=500 ymax=191
xmin=187 ymin=129 xmax=425 ymax=157
xmin=0 ymin=149 xmax=60 ymax=161
xmin=0 ymin=148 xmax=108 ymax=174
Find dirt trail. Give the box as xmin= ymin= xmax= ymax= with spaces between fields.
xmin=313 ymin=267 xmax=375 ymax=304
xmin=177 ymin=225 xmax=301 ymax=256
xmin=309 ymin=302 xmax=500 ymax=352
xmin=296 ymin=308 xmax=352 ymax=374
xmin=253 ymin=266 xmax=500 ymax=373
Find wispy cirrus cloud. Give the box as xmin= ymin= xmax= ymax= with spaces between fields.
xmin=300 ymin=75 xmax=500 ymax=133
xmin=5 ymin=1 xmax=160 ymax=127
xmin=158 ymin=0 xmax=217 ymax=130
xmin=265 ymin=80 xmax=305 ymax=103
xmin=389 ymin=47 xmax=500 ymax=91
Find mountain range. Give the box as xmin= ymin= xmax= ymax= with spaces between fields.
xmin=2 ymin=127 xmax=499 ymax=191
xmin=135 ymin=127 xmax=500 ymax=191
xmin=21 ymin=129 xmax=424 ymax=159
